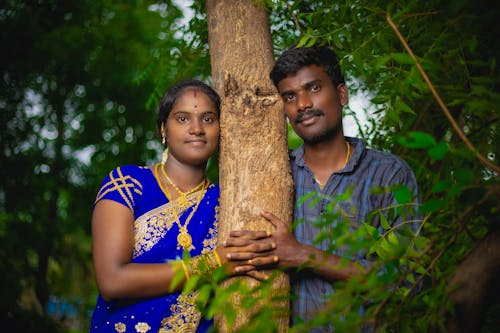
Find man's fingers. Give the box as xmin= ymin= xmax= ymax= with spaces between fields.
xmin=223 ymin=237 xmax=252 ymax=247
xmin=261 ymin=211 xmax=286 ymax=230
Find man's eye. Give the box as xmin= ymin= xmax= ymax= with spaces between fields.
xmin=284 ymin=94 xmax=295 ymax=102
xmin=310 ymin=84 xmax=320 ymax=92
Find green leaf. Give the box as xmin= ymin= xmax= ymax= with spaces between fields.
xmin=394 ymin=185 xmax=412 ymax=204
xmin=305 ymin=36 xmax=318 ymax=47
xmin=296 ymin=191 xmax=317 ymax=207
xmin=296 ymin=36 xmax=310 ymax=48
xmin=398 ymin=131 xmax=437 ymax=149
xmin=371 ymin=95 xmax=388 ymax=104
xmin=431 ymin=180 xmax=452 ymax=193
xmin=455 ymin=168 xmax=473 ymax=184
xmin=392 ymin=52 xmax=415 ymax=65
xmin=394 ymin=99 xmax=416 ymax=115
xmin=388 ymin=232 xmax=400 ymax=247
xmin=183 ymin=274 xmax=200 ymax=294
xmin=428 ymin=141 xmax=448 ymax=160
xmin=414 ymin=235 xmax=431 ymax=250
xmin=419 ymin=198 xmax=446 ymax=213
xmin=170 ymin=267 xmax=185 ymax=291
xmin=380 ymin=213 xmax=390 ymax=230
xmin=197 ymin=284 xmax=212 ymax=306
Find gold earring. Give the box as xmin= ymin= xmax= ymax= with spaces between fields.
xmin=161 ymin=147 xmax=169 ymax=165
xmin=161 ymin=123 xmax=166 ymax=145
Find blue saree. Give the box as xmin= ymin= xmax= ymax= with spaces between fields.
xmin=89 ymin=164 xmax=220 ymax=333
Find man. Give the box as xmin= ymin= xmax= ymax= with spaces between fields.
xmin=224 ymin=45 xmax=418 ymax=330
xmin=260 ymin=45 xmax=418 ymax=331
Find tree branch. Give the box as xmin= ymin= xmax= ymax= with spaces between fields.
xmin=386 ymin=13 xmax=500 ymax=175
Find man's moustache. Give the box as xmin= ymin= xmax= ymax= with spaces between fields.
xmin=295 ymin=109 xmax=324 ymax=123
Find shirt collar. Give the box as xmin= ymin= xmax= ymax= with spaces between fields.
xmin=290 ymin=136 xmax=366 ymax=173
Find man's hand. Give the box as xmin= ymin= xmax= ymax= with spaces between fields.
xmin=260 ymin=210 xmax=306 ymax=269
xmin=223 ymin=211 xmax=307 ymax=273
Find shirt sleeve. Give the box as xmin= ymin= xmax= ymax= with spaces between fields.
xmin=383 ymin=161 xmax=421 ymax=232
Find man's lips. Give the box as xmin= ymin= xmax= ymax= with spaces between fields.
xmin=295 ymin=109 xmax=324 ymax=124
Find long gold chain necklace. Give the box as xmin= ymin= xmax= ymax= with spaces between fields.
xmin=162 ymin=170 xmax=206 ymax=209
xmin=314 ymin=141 xmax=351 ymax=187
xmin=154 ymin=164 xmax=208 ymax=250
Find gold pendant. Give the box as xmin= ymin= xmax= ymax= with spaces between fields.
xmin=177 ymin=195 xmax=189 ymax=208
xmin=177 ymin=229 xmax=193 ymax=250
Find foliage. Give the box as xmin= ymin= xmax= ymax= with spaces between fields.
xmin=2 ymin=0 xmax=498 ymax=332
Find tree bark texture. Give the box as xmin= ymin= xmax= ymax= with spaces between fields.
xmin=206 ymin=0 xmax=293 ymax=332
xmin=445 ymin=228 xmax=500 ymax=333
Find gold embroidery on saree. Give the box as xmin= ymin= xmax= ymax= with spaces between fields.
xmin=133 ymin=191 xmax=201 ymax=258
xmin=114 ymin=322 xmax=126 ymax=332
xmin=158 ymin=293 xmax=200 ymax=333
xmin=202 ymin=205 xmax=219 ymax=254
xmin=157 ymin=199 xmax=220 ymax=332
xmin=134 ymin=322 xmax=152 ymax=332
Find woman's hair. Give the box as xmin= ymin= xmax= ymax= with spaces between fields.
xmin=157 ymin=79 xmax=221 ymax=144
xmin=270 ymin=45 xmax=345 ymax=88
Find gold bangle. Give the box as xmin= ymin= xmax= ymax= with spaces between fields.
xmin=187 ymin=251 xmax=222 ymax=276
xmin=213 ymin=250 xmax=222 ymax=267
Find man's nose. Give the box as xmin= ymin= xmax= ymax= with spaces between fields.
xmin=297 ymin=92 xmax=313 ymax=111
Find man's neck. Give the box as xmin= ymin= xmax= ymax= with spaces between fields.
xmin=303 ymin=136 xmax=350 ymax=178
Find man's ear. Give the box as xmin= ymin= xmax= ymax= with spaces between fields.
xmin=337 ymin=84 xmax=349 ymax=106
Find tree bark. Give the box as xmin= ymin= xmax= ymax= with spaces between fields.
xmin=206 ymin=0 xmax=293 ymax=332
xmin=445 ymin=228 xmax=500 ymax=333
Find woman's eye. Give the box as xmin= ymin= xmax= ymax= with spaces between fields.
xmin=177 ymin=116 xmax=187 ymax=122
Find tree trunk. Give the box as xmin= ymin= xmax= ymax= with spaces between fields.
xmin=206 ymin=0 xmax=293 ymax=332
xmin=445 ymin=228 xmax=500 ymax=333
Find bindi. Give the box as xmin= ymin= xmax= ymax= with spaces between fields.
xmin=192 ymin=90 xmax=198 ymax=108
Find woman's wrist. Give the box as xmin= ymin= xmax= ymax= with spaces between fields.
xmin=182 ymin=250 xmax=222 ymax=278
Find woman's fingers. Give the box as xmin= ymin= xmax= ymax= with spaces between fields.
xmin=246 ymin=270 xmax=270 ymax=281
xmin=229 ymin=230 xmax=270 ymax=239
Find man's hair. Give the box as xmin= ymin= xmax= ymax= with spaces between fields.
xmin=270 ymin=45 xmax=345 ymax=88
xmin=157 ymin=79 xmax=220 ymax=145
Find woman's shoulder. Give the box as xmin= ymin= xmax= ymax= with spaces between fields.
xmin=94 ymin=165 xmax=156 ymax=209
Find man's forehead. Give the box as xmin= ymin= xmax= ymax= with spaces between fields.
xmin=278 ymin=65 xmax=328 ymax=91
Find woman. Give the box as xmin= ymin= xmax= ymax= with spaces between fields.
xmin=90 ymin=79 xmax=274 ymax=333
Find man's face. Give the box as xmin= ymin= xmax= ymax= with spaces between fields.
xmin=277 ymin=64 xmax=348 ymax=144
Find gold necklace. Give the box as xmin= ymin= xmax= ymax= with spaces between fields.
xmin=154 ymin=164 xmax=208 ymax=250
xmin=162 ymin=168 xmax=206 ymax=209
xmin=314 ymin=141 xmax=351 ymax=187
